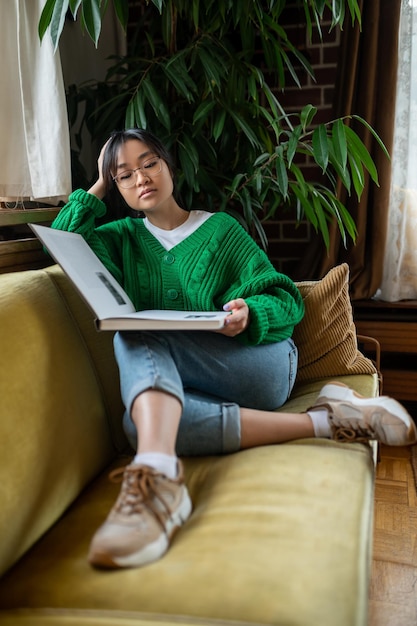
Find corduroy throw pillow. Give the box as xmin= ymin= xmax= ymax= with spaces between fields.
xmin=293 ymin=263 xmax=376 ymax=382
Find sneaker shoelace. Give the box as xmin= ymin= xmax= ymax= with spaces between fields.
xmin=330 ymin=417 xmax=375 ymax=444
xmin=109 ymin=465 xmax=174 ymax=530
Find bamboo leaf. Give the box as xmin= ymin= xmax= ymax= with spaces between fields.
xmin=193 ymin=100 xmax=216 ymax=125
xmin=178 ymin=142 xmax=196 ymax=188
xmin=345 ymin=125 xmax=379 ymax=184
xmin=253 ymin=153 xmax=270 ymax=167
xmin=232 ymin=0 xmax=245 ymax=27
xmin=47 ymin=0 xmax=69 ymax=51
xmin=312 ymin=124 xmax=329 ymax=171
xmin=290 ymin=184 xmax=318 ymax=229
xmin=163 ymin=59 xmax=196 ymax=102
xmin=280 ymin=49 xmax=301 ymax=88
xmin=197 ymin=48 xmax=224 ymax=91
xmin=303 ymin=2 xmax=314 ymax=40
xmin=331 ymin=119 xmax=348 ymax=171
xmin=251 ymin=66 xmax=264 ymax=88
xmin=192 ymin=0 xmax=199 ymax=30
xmin=334 ymin=197 xmax=358 ymax=240
xmin=229 ymin=173 xmax=246 ymax=196
xmin=352 ymin=114 xmax=390 ymax=160
xmin=69 ymin=0 xmax=82 ymax=17
xmin=133 ymin=93 xmax=147 ymax=129
xmin=289 ymin=162 xmax=308 ymax=191
xmin=113 ymin=0 xmax=129 ymax=30
xmin=300 ymin=104 xmax=317 ymax=131
xmin=328 ymin=142 xmax=352 ymax=192
xmin=241 ymin=187 xmax=254 ymax=226
xmin=261 ymin=193 xmax=280 ymax=222
xmin=125 ymin=100 xmax=135 ymax=129
xmin=150 ymin=0 xmax=164 ymax=12
xmin=182 ymin=134 xmax=199 ymax=172
xmin=315 ymin=0 xmax=326 ymax=16
xmin=275 ymin=149 xmax=288 ymax=198
xmin=142 ymin=78 xmax=171 ymax=132
xmin=289 ymin=46 xmax=315 ymax=81
xmin=81 ymin=0 xmax=102 ymax=47
xmin=254 ymin=169 xmax=263 ymax=196
xmin=247 ymin=207 xmax=269 ymax=251
xmin=272 ymin=47 xmax=286 ymax=88
xmin=317 ymin=192 xmax=347 ymax=246
xmin=295 ymin=197 xmax=303 ymax=223
xmin=161 ymin=1 xmax=172 ymax=50
xmin=213 ymin=109 xmax=227 ymax=142
xmin=230 ymin=111 xmax=260 ymax=148
xmin=325 ymin=194 xmax=357 ymax=242
xmin=263 ymin=84 xmax=293 ymax=129
xmin=347 ymin=152 xmax=365 ymax=198
xmin=287 ymin=125 xmax=302 ymax=167
xmin=330 ymin=0 xmax=344 ymax=26
xmin=248 ymin=75 xmax=258 ymax=101
xmin=312 ymin=192 xmax=330 ymax=249
xmin=347 ymin=0 xmax=362 ymax=26
xmin=38 ymin=0 xmax=56 ymax=40
xmin=144 ymin=31 xmax=155 ymax=57
xmin=258 ymin=106 xmax=277 ymax=136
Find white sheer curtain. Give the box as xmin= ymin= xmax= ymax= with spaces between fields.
xmin=377 ymin=0 xmax=417 ymax=301
xmin=0 ymin=0 xmax=71 ymax=204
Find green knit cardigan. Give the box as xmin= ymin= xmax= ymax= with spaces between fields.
xmin=52 ymin=189 xmax=304 ymax=346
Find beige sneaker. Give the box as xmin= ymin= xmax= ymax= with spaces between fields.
xmin=309 ymin=382 xmax=417 ymax=446
xmin=88 ymin=461 xmax=192 ymax=569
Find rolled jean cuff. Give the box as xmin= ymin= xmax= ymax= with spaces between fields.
xmin=125 ymin=375 xmax=184 ymax=419
xmin=122 ymin=398 xmax=241 ymax=457
xmin=222 ymin=402 xmax=241 ymax=453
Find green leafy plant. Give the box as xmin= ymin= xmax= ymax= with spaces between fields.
xmin=39 ymin=0 xmax=385 ymax=249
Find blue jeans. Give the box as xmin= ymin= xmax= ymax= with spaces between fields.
xmin=114 ymin=330 xmax=298 ymax=457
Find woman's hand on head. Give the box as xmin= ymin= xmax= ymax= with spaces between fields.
xmin=218 ymin=298 xmax=250 ymax=337
xmin=88 ymin=139 xmax=111 ymax=200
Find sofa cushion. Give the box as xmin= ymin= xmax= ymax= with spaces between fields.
xmin=293 ymin=263 xmax=376 ymax=382
xmin=0 ymin=439 xmax=375 ymax=626
xmin=279 ymin=372 xmax=379 ymax=414
xmin=0 ymin=270 xmax=116 ymax=577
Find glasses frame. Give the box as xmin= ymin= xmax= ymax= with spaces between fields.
xmin=112 ymin=156 xmax=162 ymax=188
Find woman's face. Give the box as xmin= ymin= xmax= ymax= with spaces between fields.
xmin=112 ymin=139 xmax=174 ymax=213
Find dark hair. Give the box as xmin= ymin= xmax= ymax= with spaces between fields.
xmin=101 ymin=128 xmax=182 ymax=220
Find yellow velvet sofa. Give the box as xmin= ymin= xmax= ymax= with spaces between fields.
xmin=0 ymin=261 xmax=378 ymax=626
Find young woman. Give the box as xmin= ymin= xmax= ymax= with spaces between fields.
xmin=52 ymin=128 xmax=417 ymax=570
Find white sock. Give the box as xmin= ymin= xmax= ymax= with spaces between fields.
xmin=133 ymin=452 xmax=178 ymax=479
xmin=307 ymin=409 xmax=331 ymax=438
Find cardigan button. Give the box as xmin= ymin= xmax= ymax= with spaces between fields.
xmin=167 ymin=289 xmax=179 ymax=300
xmin=163 ymin=253 xmax=175 ymax=264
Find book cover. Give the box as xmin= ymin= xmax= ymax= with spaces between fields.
xmin=30 ymin=224 xmax=229 ymax=331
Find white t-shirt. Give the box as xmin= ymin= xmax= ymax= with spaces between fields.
xmin=143 ymin=210 xmax=213 ymax=250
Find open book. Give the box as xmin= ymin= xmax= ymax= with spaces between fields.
xmin=30 ymin=224 xmax=229 ymax=331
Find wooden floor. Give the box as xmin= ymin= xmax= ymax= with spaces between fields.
xmin=369 ymin=444 xmax=417 ymax=625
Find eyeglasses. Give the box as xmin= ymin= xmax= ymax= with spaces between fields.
xmin=113 ymin=157 xmax=162 ymax=188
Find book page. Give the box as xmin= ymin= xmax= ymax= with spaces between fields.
xmin=30 ymin=224 xmax=135 ymax=319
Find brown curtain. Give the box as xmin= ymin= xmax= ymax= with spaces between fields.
xmin=297 ymin=0 xmax=401 ymax=300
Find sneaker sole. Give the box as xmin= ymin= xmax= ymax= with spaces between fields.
xmin=318 ymin=382 xmax=417 ymax=444
xmin=89 ymin=488 xmax=193 ymax=570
